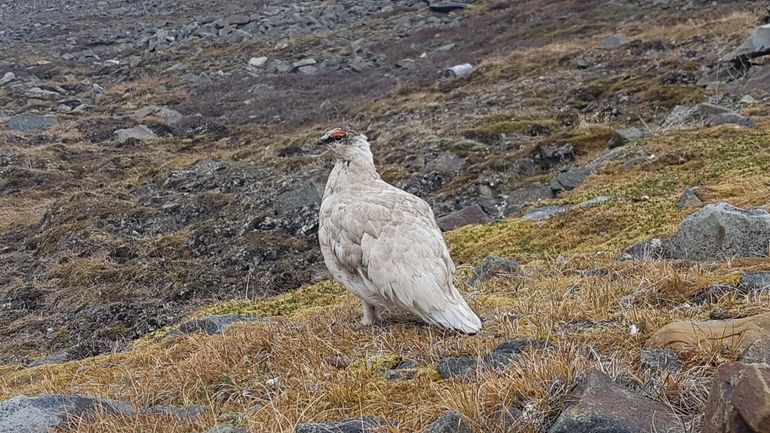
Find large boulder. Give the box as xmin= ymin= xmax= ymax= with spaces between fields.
xmin=0 ymin=395 xmax=134 ymax=433
xmin=723 ymin=24 xmax=770 ymax=62
xmin=436 ymin=204 xmax=489 ymax=231
xmin=7 ymin=113 xmax=58 ymax=132
xmin=668 ymin=203 xmax=770 ymax=261
xmin=548 ymin=370 xmax=684 ymax=433
xmin=703 ymin=362 xmax=770 ymax=433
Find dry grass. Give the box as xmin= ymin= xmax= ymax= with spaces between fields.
xmin=1 ymin=120 xmax=769 ymax=432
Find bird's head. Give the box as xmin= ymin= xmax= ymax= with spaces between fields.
xmin=315 ymin=128 xmax=372 ymax=163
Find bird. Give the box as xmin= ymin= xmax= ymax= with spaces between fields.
xmin=316 ymin=127 xmax=482 ymax=333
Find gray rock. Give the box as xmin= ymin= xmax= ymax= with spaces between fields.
xmin=425 ymin=411 xmax=475 ymax=433
xmin=0 ymin=72 xmax=15 ymax=86
xmin=0 ymin=395 xmax=135 ymax=433
xmin=663 ymin=103 xmax=732 ymax=128
xmin=707 ymin=113 xmax=755 ymax=128
xmin=723 ymin=23 xmax=770 ymax=62
xmin=427 ymin=2 xmax=472 ymax=13
xmin=396 ymin=58 xmax=416 ymax=69
xmin=7 ymin=113 xmax=58 ymax=132
xmin=731 ymin=65 xmax=770 ymax=98
xmin=171 ymin=314 xmax=265 ymax=336
xmin=248 ymin=56 xmax=268 ymax=68
xmin=607 ymin=127 xmax=650 ymax=148
xmin=205 ymin=425 xmax=247 ymax=433
xmin=740 ymin=339 xmax=770 ymax=364
xmin=436 ymin=204 xmax=489 ymax=231
xmin=295 ymin=416 xmax=390 ymax=433
xmin=293 ymin=58 xmax=317 ymax=69
xmin=534 ymin=143 xmax=575 ymax=169
xmin=28 ymin=350 xmax=70 ymax=368
xmin=548 ymin=370 xmax=684 ymax=433
xmin=467 ymin=256 xmax=520 ymax=287
xmin=668 ymin=203 xmax=770 ymax=261
xmin=425 ymin=152 xmax=466 ymax=174
xmin=739 ymin=271 xmax=770 ymax=292
xmin=619 ymin=238 xmax=670 ymax=261
xmin=275 ymin=182 xmax=323 ymax=213
xmin=600 ymin=33 xmax=626 ymax=49
xmin=550 ymin=167 xmax=591 ymax=194
xmin=523 ymin=196 xmax=611 ymax=222
xmin=114 ymin=125 xmax=158 ymax=143
xmin=702 ymin=362 xmax=770 ymax=433
xmin=437 ymin=340 xmax=550 ymax=379
xmin=225 ymin=15 xmax=251 ymax=26
xmin=23 ymin=87 xmax=60 ymax=100
xmin=157 ymin=107 xmax=183 ymax=127
xmin=675 ymin=188 xmax=703 ymax=209
xmin=298 ymin=65 xmax=318 ymax=75
xmin=639 ymin=349 xmax=682 ymax=373
xmin=503 ymin=182 xmax=553 ymax=215
xmin=145 ymin=404 xmax=207 ymax=420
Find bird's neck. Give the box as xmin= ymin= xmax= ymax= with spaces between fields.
xmin=327 ymin=155 xmax=380 ymax=192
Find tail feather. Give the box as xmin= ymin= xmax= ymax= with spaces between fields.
xmin=428 ymin=300 xmax=482 ymax=334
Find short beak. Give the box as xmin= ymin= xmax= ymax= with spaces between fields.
xmin=315 ymin=138 xmax=326 ymax=146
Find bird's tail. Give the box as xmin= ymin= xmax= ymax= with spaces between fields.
xmin=428 ymin=298 xmax=482 ymax=334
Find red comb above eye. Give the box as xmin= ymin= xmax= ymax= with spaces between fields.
xmin=329 ymin=129 xmax=347 ymax=139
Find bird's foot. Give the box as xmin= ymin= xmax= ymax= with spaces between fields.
xmin=360 ymin=302 xmax=380 ymax=326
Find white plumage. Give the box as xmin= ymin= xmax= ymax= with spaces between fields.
xmin=316 ymin=128 xmax=482 ymax=333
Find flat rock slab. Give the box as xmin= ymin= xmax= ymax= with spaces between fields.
xmin=437 ymin=204 xmax=489 ymax=231
xmin=668 ymin=203 xmax=770 ymax=261
xmin=0 ymin=395 xmax=135 ymax=433
xmin=607 ymin=127 xmax=650 ymax=149
xmin=548 ymin=370 xmax=684 ymax=433
xmin=723 ymin=23 xmax=770 ymax=62
xmin=703 ymin=362 xmax=770 ymax=433
xmin=295 ymin=416 xmax=391 ymax=433
xmin=7 ymin=113 xmax=58 ymax=132
xmin=523 ymin=196 xmax=611 ymax=221
xmin=646 ymin=312 xmax=770 ymax=352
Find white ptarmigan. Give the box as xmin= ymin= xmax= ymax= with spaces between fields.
xmin=316 ymin=128 xmax=482 ymax=333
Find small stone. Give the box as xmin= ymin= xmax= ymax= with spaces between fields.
xmin=145 ymin=404 xmax=207 ymax=420
xmin=205 ymin=425 xmax=247 ymax=433
xmin=24 ymin=87 xmax=60 ymax=100
xmin=548 ymin=370 xmax=684 ymax=433
xmin=293 ymin=58 xmax=317 ymax=69
xmin=0 ymin=72 xmax=15 ymax=85
xmin=295 ymin=416 xmax=390 ymax=433
xmin=248 ymin=56 xmax=268 ymax=68
xmin=437 ymin=356 xmax=477 ymax=379
xmin=619 ymin=239 xmax=668 ymax=261
xmin=550 ymin=167 xmax=590 ymax=193
xmin=522 ymin=204 xmax=572 ymax=221
xmin=436 ymin=204 xmax=489 ymax=231
xmin=703 ymin=362 xmax=770 ymax=433
xmin=607 ymin=127 xmax=650 ymax=148
xmin=740 ymin=95 xmax=757 ymax=105
xmin=639 ymin=349 xmax=682 ymax=373
xmin=225 ymin=15 xmax=251 ymax=26
xmin=396 ymin=58 xmax=416 ymax=69
xmin=114 ymin=125 xmax=158 ymax=143
xmin=467 ymin=256 xmax=520 ymax=287
xmin=425 ymin=411 xmax=475 ymax=433
xmin=600 ymin=33 xmax=626 ymax=49
xmin=675 ymin=187 xmax=703 ymax=208
xmin=298 ymin=65 xmax=318 ymax=75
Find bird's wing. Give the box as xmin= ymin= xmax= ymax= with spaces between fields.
xmin=356 ymin=186 xmax=481 ymax=333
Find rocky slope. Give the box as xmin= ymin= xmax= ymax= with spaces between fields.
xmin=1 ymin=0 xmax=770 ymax=432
